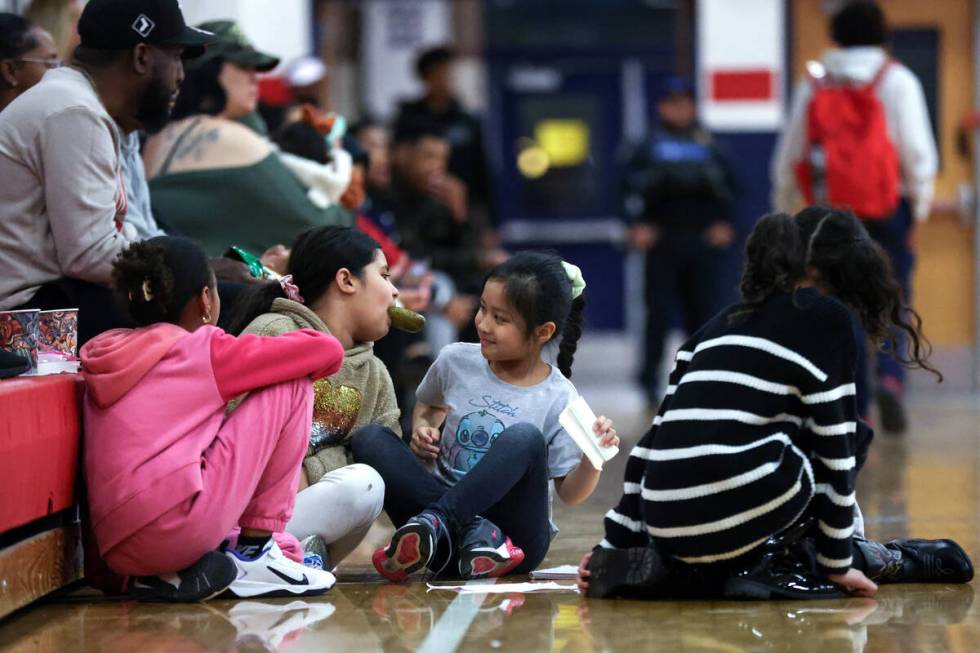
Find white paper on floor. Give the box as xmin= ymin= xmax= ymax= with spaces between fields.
xmin=426 ymin=581 xmax=579 ymax=594
xmin=529 ymin=565 xmax=579 ymax=580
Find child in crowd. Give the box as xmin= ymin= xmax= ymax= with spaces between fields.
xmin=81 ymin=237 xmax=344 ymax=602
xmin=230 ymin=226 xmax=399 ymax=570
xmin=353 ymin=252 xmax=619 ymax=580
xmin=582 ymin=209 xmax=972 ymax=600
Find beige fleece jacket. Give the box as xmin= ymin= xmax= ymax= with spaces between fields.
xmin=240 ymin=298 xmax=401 ymax=483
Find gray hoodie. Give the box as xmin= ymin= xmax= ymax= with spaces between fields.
xmin=240 ymin=298 xmax=401 ymax=483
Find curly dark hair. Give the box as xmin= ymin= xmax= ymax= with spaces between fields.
xmin=112 ymin=237 xmax=214 ymax=326
xmin=735 ymin=207 xmax=940 ymax=380
xmin=734 ymin=212 xmax=805 ymax=320
xmin=803 ymin=208 xmax=940 ymax=380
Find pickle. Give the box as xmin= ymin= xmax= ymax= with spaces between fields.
xmin=388 ymin=305 xmax=426 ymax=333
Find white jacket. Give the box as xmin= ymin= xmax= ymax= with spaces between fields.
xmin=770 ymin=47 xmax=938 ymax=221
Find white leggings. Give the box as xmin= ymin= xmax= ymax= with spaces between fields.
xmin=285 ymin=463 xmax=385 ymax=566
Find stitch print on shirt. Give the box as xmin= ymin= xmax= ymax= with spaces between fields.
xmin=449 ymin=410 xmax=505 ymax=474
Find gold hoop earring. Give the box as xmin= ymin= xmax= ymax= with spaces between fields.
xmin=202 ymin=314 xmax=210 ymax=324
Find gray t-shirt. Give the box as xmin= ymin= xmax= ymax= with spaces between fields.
xmin=0 ymin=67 xmax=132 ymax=309
xmin=416 ymin=343 xmax=582 ymax=534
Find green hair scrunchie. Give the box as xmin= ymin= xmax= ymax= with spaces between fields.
xmin=561 ymin=261 xmax=587 ymax=300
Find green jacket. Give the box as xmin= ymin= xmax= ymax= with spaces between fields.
xmin=240 ymin=298 xmax=401 ymax=483
xmin=149 ymin=152 xmax=354 ymax=257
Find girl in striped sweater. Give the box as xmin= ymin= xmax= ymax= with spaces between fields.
xmin=583 ymin=208 xmax=949 ymax=599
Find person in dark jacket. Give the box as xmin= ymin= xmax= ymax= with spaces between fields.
xmin=394 ymin=46 xmax=495 ymax=229
xmin=622 ymin=76 xmax=738 ymax=408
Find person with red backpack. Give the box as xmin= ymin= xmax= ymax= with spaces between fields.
xmin=770 ymin=1 xmax=937 ymax=434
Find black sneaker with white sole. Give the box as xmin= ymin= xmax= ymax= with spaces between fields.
xmin=128 ymin=550 xmax=237 ymax=602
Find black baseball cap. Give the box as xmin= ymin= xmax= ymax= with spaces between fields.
xmin=78 ymin=0 xmax=217 ymax=60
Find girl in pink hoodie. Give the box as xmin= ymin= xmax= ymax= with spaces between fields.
xmin=81 ymin=236 xmax=344 ymax=602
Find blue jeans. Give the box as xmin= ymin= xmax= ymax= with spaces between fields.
xmin=350 ymin=422 xmax=553 ymax=574
xmin=863 ymin=199 xmax=915 ymax=389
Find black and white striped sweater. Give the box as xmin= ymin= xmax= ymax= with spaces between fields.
xmin=603 ymin=289 xmax=862 ymax=575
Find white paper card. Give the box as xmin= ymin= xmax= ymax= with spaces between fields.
xmin=529 ymin=564 xmax=579 ymax=580
xmin=559 ymin=396 xmax=618 ymax=471
xmin=426 ymin=581 xmax=578 ymax=594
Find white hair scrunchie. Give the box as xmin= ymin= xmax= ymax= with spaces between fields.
xmin=561 ymin=261 xmax=587 ymax=300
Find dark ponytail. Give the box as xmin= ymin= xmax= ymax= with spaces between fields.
xmin=732 ymin=212 xmax=805 ymax=323
xmin=112 ymin=237 xmax=213 ymax=326
xmin=557 ymin=295 xmax=585 ymax=379
xmin=804 ymin=208 xmax=942 ymax=381
xmin=227 ymin=225 xmax=380 ymax=335
xmin=486 ymin=251 xmax=585 ymax=379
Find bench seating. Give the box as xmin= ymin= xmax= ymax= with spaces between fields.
xmin=0 ymin=375 xmax=83 ymax=619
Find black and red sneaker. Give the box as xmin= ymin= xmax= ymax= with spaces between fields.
xmin=458 ymin=517 xmax=525 ymax=579
xmin=373 ymin=511 xmax=448 ymax=582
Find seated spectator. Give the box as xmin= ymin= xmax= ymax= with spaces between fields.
xmin=143 ymin=20 xmax=353 ymax=258
xmin=385 ymin=119 xmax=487 ymax=292
xmin=383 ymin=119 xmax=509 ymax=351
xmin=0 ymin=0 xmax=215 ymax=344
xmin=394 ymin=46 xmax=496 ymax=230
xmin=229 ymin=226 xmax=398 ymax=569
xmin=0 ymin=13 xmax=58 ymax=114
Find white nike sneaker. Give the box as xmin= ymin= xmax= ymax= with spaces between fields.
xmin=225 ymin=540 xmax=336 ymax=598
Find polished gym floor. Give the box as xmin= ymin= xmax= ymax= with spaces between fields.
xmin=1 ymin=339 xmax=979 ymax=652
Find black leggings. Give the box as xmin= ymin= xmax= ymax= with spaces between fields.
xmin=350 ymin=422 xmax=553 ymax=573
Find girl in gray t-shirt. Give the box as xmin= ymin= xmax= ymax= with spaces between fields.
xmin=353 ymin=252 xmax=619 ymax=582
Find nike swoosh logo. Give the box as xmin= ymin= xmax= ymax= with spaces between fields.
xmin=267 ymin=566 xmax=310 ymax=586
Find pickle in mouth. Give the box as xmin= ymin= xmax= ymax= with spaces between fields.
xmin=388 ymin=305 xmax=426 ymax=333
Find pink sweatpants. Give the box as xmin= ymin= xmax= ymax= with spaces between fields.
xmin=105 ymin=377 xmax=313 ymax=576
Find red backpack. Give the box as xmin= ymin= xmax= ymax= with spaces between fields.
xmin=794 ymin=60 xmax=900 ymax=220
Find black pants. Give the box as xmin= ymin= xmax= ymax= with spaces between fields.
xmin=350 ymin=422 xmax=553 ymax=573
xmin=641 ymin=233 xmax=722 ymax=401
xmin=863 ymin=199 xmax=914 ymax=388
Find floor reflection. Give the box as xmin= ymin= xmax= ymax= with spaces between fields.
xmin=1 ymin=394 xmax=979 ymax=653
xmin=8 ymin=582 xmax=968 ymax=653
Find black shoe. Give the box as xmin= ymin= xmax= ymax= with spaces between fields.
xmin=876 ymin=385 xmax=908 ymax=434
xmin=872 ymin=539 xmax=975 ymax=584
xmin=373 ymin=510 xmax=452 ymax=582
xmin=129 ymin=551 xmax=237 ymax=602
xmin=723 ymin=550 xmax=845 ymax=601
xmin=457 ymin=517 xmax=525 ymax=579
xmin=586 ymin=546 xmax=669 ymax=599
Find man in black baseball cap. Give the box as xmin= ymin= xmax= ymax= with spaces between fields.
xmin=71 ymin=0 xmax=217 ymax=134
xmin=0 ymin=0 xmax=221 ymax=349
xmin=78 ymin=0 xmax=216 ymax=60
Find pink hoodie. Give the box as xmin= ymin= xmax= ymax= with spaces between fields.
xmin=81 ymin=324 xmax=344 ymax=555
